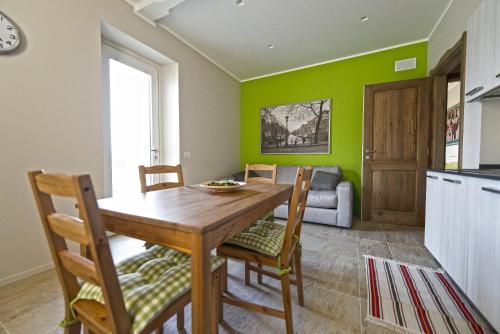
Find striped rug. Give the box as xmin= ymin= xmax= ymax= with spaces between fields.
xmin=365 ymin=256 xmax=486 ymax=334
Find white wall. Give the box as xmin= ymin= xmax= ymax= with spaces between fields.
xmin=462 ymin=102 xmax=483 ymax=169
xmin=428 ymin=0 xmax=481 ymax=71
xmin=0 ymin=0 xmax=240 ymax=284
xmin=480 ymin=100 xmax=500 ymax=164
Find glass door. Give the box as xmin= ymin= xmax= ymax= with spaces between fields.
xmin=102 ymin=43 xmax=160 ymax=196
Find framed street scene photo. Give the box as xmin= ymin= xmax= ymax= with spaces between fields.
xmin=260 ymin=99 xmax=331 ymax=154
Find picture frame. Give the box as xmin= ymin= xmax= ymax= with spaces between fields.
xmin=260 ymin=99 xmax=331 ymax=154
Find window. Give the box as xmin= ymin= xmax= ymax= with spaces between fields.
xmin=102 ymin=43 xmax=160 ymax=196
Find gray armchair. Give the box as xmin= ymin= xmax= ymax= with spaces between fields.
xmin=272 ymin=166 xmax=353 ymax=228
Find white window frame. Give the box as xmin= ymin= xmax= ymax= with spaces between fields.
xmin=101 ymin=42 xmax=161 ymax=196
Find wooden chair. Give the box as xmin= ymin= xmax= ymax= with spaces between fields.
xmin=28 ymin=170 xmax=225 ymax=334
xmin=139 ymin=164 xmax=185 ymax=249
xmin=217 ymin=166 xmax=313 ymax=334
xmin=244 ymin=163 xmax=277 ymax=184
xmin=242 ymin=163 xmax=278 ymax=285
xmin=139 ymin=164 xmax=184 ymax=193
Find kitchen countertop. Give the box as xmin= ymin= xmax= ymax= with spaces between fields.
xmin=428 ymin=168 xmax=500 ymax=181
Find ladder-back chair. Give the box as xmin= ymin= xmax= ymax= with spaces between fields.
xmin=139 ymin=164 xmax=184 ymax=193
xmin=244 ymin=163 xmax=277 ymax=184
xmin=28 ymin=170 xmax=225 ymax=334
xmin=217 ymin=166 xmax=313 ymax=334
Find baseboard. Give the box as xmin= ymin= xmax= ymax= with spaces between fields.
xmin=0 ymin=262 xmax=54 ymax=288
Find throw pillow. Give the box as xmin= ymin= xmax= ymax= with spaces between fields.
xmin=310 ymin=171 xmax=341 ymax=190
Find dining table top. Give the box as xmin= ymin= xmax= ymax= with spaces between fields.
xmin=97 ymin=183 xmax=293 ymax=235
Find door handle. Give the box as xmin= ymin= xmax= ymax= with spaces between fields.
xmin=427 ymin=175 xmax=438 ymax=179
xmin=365 ymin=149 xmax=376 ymax=153
xmin=443 ymin=178 xmax=461 ymax=184
xmin=496 ymin=73 xmax=500 ymax=79
xmin=150 ymin=148 xmax=160 ymax=153
xmin=482 ymin=187 xmax=500 ymax=195
xmin=465 ymin=86 xmax=484 ymax=96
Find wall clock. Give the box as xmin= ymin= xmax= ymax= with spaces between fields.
xmin=0 ymin=11 xmax=21 ymax=53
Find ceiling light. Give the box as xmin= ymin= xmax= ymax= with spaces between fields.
xmin=267 ymin=44 xmax=275 ymax=49
xmin=235 ymin=0 xmax=245 ymax=7
xmin=361 ymin=16 xmax=369 ymax=22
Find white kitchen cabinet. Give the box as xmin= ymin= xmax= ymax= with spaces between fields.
xmin=440 ymin=174 xmax=468 ymax=291
xmin=465 ymin=0 xmax=497 ymax=101
xmin=425 ymin=171 xmax=500 ymax=331
xmin=424 ymin=172 xmax=443 ymax=262
xmin=467 ymin=178 xmax=500 ymax=330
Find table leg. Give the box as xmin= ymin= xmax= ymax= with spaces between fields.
xmin=191 ymin=234 xmax=212 ymax=334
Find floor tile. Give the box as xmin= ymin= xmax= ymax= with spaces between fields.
xmin=357 ymin=222 xmax=386 ymax=242
xmin=0 ymin=269 xmax=61 ymax=323
xmin=299 ymin=285 xmax=361 ymax=334
xmin=315 ymin=254 xmax=359 ymax=297
xmin=381 ymin=225 xmax=419 ymax=246
xmin=4 ymin=299 xmax=64 ymax=334
xmin=358 ymin=258 xmax=368 ymax=299
xmin=387 ymin=243 xmax=439 ymax=269
xmin=324 ymin=234 xmax=358 ymax=259
xmin=330 ymin=225 xmax=358 ymax=241
xmin=358 ymin=239 xmax=392 ymax=260
xmin=300 ymin=232 xmax=329 ymax=252
xmin=109 ymin=235 xmax=145 ymax=262
xmin=300 ymin=248 xmax=324 ymax=283
xmin=409 ymin=229 xmax=425 ymax=247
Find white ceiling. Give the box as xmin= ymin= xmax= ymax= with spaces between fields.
xmin=127 ymin=0 xmax=452 ymax=81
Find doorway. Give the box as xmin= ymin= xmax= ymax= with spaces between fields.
xmin=362 ymin=78 xmax=430 ymax=226
xmin=429 ymin=33 xmax=466 ymax=170
xmin=102 ymin=43 xmax=160 ymax=196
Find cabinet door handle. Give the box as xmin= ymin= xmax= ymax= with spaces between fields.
xmin=465 ymin=86 xmax=484 ymax=96
xmin=427 ymin=175 xmax=438 ymax=179
xmin=443 ymin=178 xmax=462 ymax=184
xmin=482 ymin=187 xmax=500 ymax=195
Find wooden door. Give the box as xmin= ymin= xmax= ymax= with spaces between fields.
xmin=362 ymin=78 xmax=430 ymax=226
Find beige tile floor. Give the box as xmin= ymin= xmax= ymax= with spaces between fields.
xmin=0 ymin=220 xmax=487 ymax=334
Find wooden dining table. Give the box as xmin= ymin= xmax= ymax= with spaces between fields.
xmin=97 ymin=182 xmax=293 ymax=334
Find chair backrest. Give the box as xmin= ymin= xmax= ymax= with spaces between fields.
xmin=279 ymin=166 xmax=313 ymax=267
xmin=138 ymin=164 xmax=184 ymax=193
xmin=244 ymin=164 xmax=277 ymax=184
xmin=28 ymin=171 xmax=130 ymax=333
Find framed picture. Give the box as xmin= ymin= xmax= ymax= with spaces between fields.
xmin=260 ymin=99 xmax=331 ymax=154
xmin=446 ymin=103 xmax=460 ymax=145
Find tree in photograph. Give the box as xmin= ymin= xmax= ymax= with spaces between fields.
xmin=261 ymin=106 xmax=284 ymax=146
xmin=293 ymin=99 xmax=328 ymax=144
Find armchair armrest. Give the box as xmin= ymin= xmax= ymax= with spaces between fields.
xmin=336 ymin=181 xmax=353 ymax=228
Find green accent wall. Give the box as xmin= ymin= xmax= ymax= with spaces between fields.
xmin=241 ymin=42 xmax=428 ymax=217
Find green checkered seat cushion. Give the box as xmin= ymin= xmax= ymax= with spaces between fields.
xmin=224 ymin=220 xmax=286 ymax=256
xmin=73 ymin=245 xmax=225 ymax=334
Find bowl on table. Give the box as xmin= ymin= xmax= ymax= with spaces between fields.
xmin=199 ymin=180 xmax=246 ymax=192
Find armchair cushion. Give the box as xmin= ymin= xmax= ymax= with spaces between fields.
xmin=307 ymin=190 xmax=338 ymax=209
